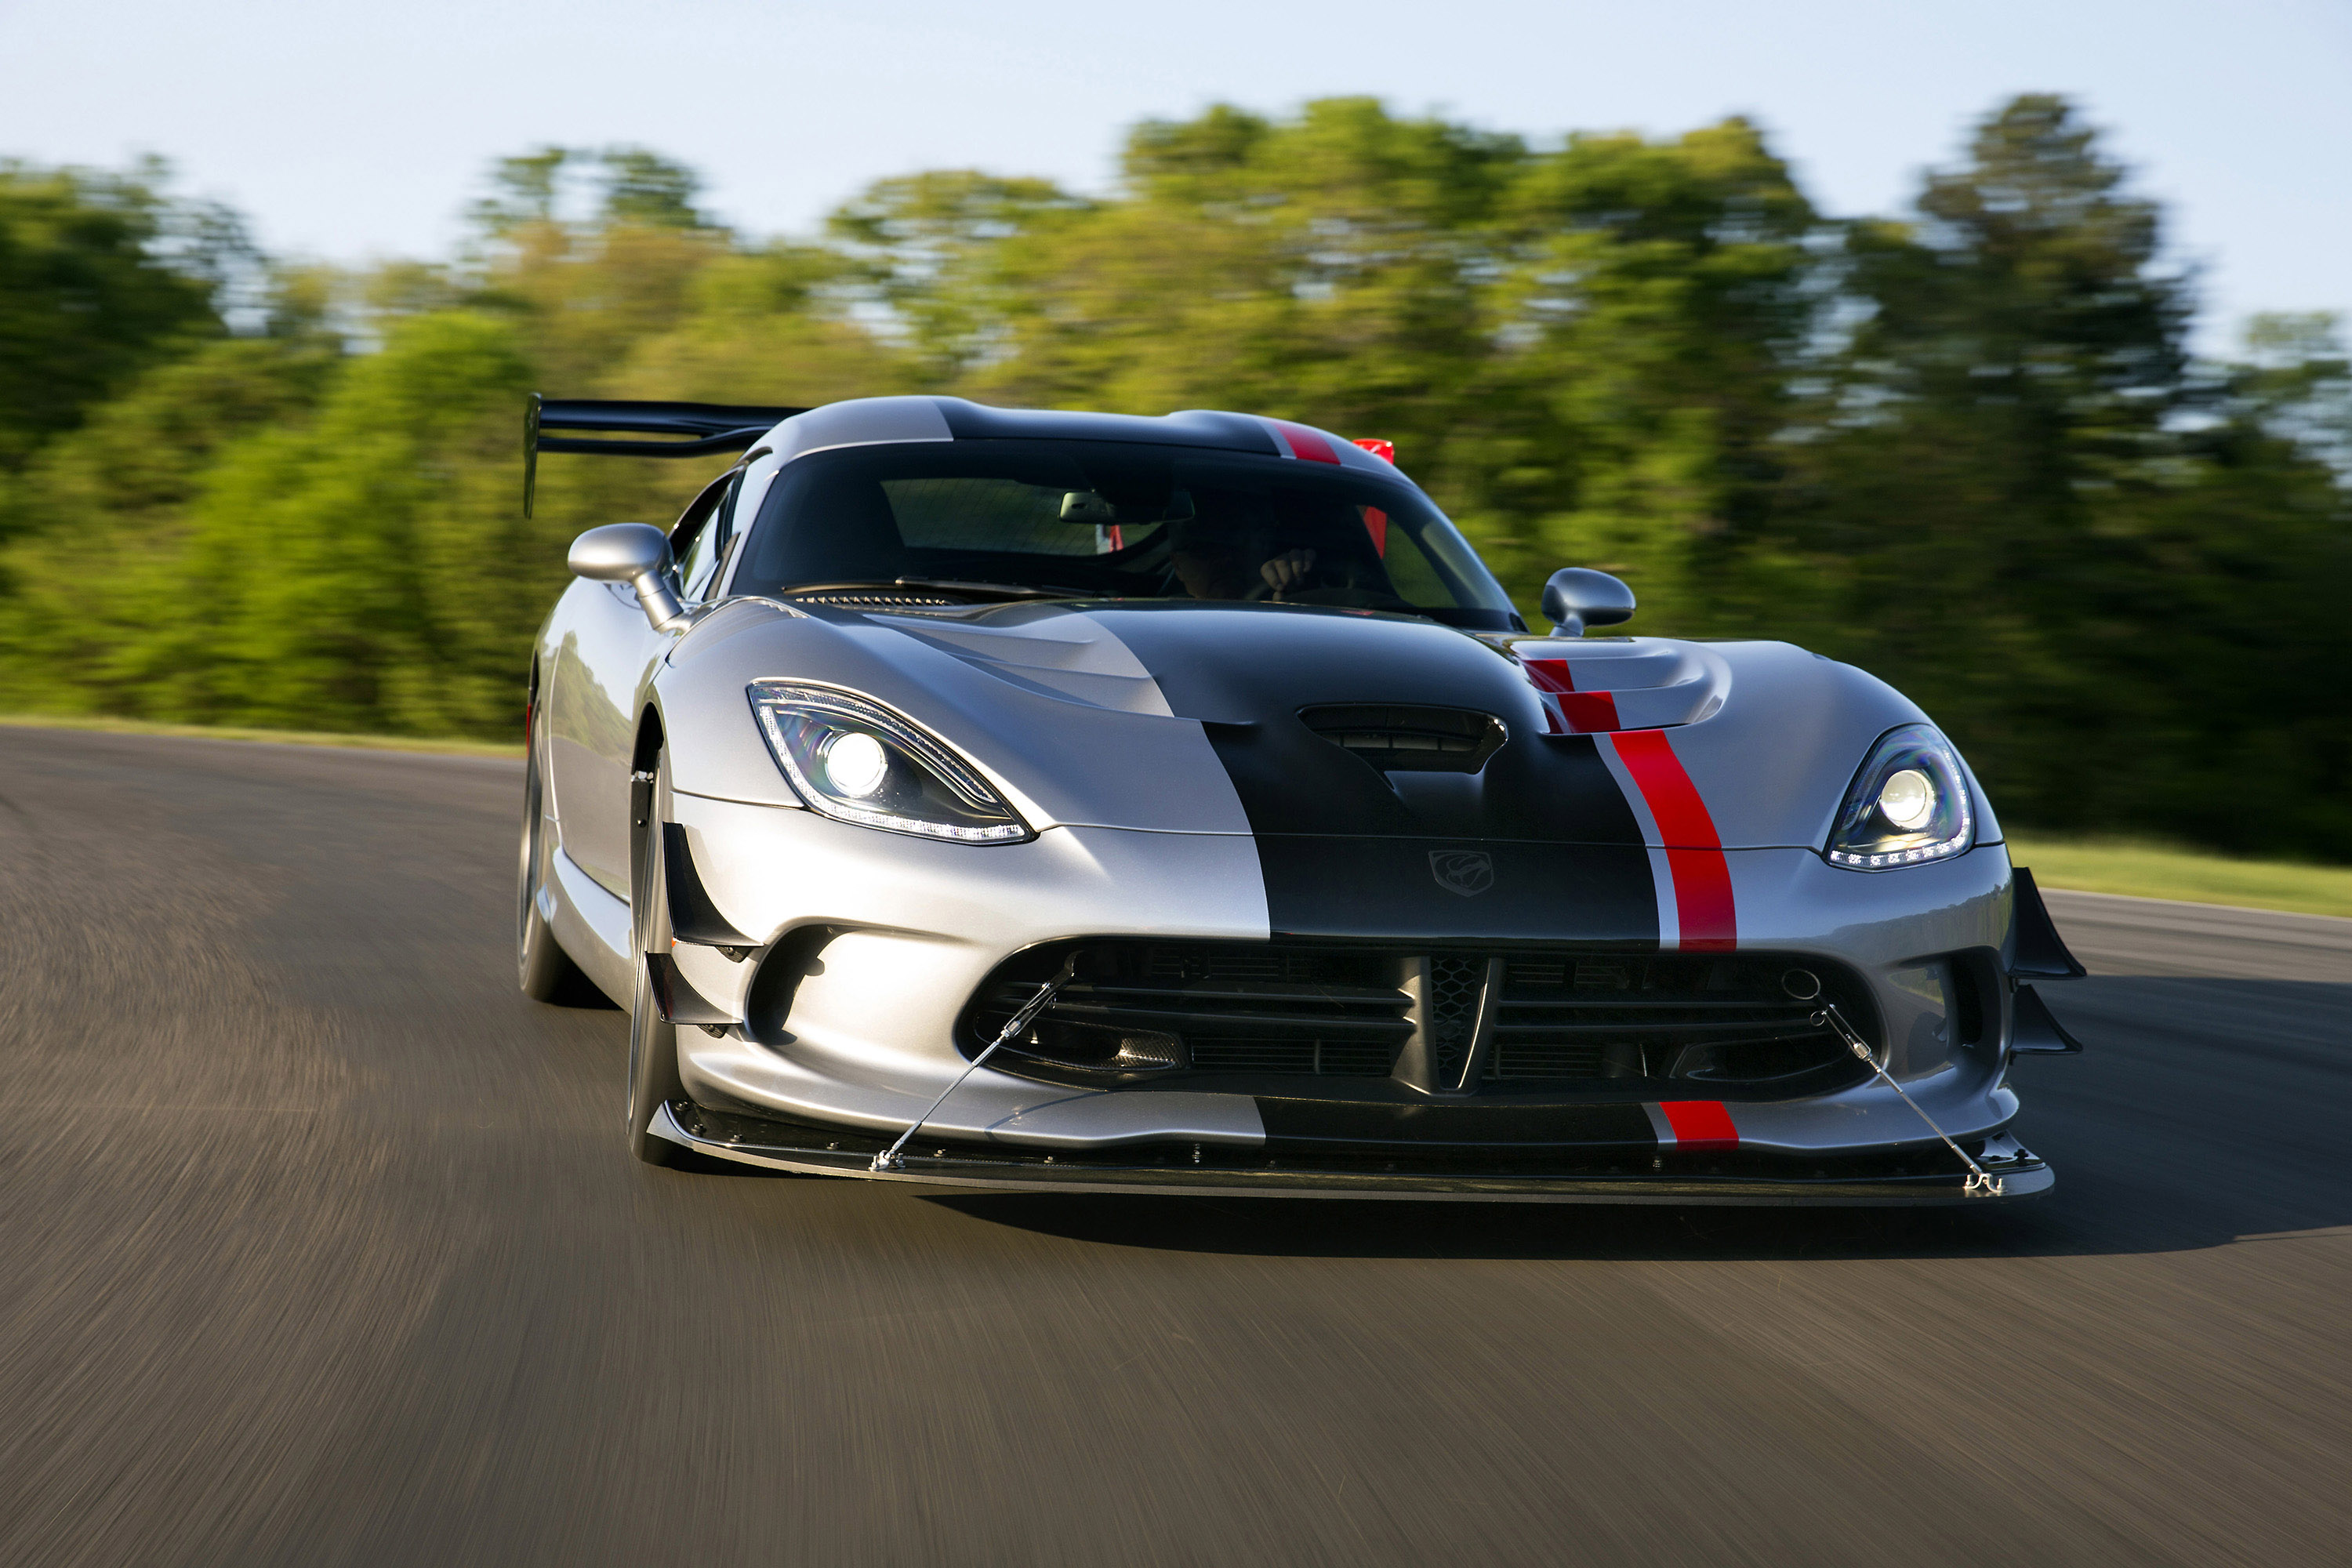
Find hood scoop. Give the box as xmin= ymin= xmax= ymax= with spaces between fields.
xmin=1299 ymin=705 xmax=1506 ymax=774
xmin=1513 ymin=641 xmax=1726 ymax=733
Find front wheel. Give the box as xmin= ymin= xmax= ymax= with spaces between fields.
xmin=625 ymin=751 xmax=689 ymax=1166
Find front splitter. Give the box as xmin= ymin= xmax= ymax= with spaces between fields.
xmin=651 ymin=1102 xmax=2055 ymax=1206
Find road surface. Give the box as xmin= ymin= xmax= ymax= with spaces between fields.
xmin=2 ymin=726 xmax=2344 ymax=1566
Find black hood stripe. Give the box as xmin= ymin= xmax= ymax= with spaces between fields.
xmin=1082 ymin=605 xmax=1661 ymax=945
xmin=1253 ymin=833 xmax=1659 ymax=945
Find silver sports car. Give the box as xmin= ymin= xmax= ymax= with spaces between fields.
xmin=518 ymin=393 xmax=2085 ymax=1202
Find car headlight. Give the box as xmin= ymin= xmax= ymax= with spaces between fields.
xmin=1825 ymin=723 xmax=1975 ymax=869
xmin=748 ymin=682 xmax=1034 ymax=844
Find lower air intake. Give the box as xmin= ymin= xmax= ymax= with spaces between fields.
xmin=968 ymin=943 xmax=1411 ymax=1080
xmin=965 ymin=942 xmax=1878 ymax=1091
xmin=1486 ymin=956 xmax=1871 ymax=1084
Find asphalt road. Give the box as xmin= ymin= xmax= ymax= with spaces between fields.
xmin=2 ymin=726 xmax=2346 ymax=1568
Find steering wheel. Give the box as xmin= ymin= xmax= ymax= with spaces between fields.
xmin=1244 ymin=550 xmax=1321 ymax=602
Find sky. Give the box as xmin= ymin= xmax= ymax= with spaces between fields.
xmin=2 ymin=0 xmax=2345 ymax=353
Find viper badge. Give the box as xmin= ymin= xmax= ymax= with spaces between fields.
xmin=1428 ymin=849 xmax=1494 ymax=898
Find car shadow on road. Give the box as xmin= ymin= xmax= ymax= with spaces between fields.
xmin=920 ymin=978 xmax=2352 ymax=1262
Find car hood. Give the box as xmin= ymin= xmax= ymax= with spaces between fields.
xmin=659 ymin=597 xmax=1993 ymax=852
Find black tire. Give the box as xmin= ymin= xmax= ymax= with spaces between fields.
xmin=625 ymin=751 xmax=690 ymax=1166
xmin=518 ymin=739 xmax=599 ymax=1005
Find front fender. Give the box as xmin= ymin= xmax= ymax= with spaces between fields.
xmin=1639 ymin=642 xmax=2004 ymax=850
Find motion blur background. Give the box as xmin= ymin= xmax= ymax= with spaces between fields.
xmin=1 ymin=0 xmax=2346 ymax=858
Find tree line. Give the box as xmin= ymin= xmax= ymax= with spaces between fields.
xmin=1 ymin=96 xmax=2346 ymax=858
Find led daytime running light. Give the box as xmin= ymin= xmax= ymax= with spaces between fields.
xmin=1824 ymin=723 xmax=1975 ymax=872
xmin=749 ymin=681 xmax=1033 ymax=844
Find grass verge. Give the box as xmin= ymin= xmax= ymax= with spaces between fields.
xmin=2006 ymin=835 xmax=2352 ymax=920
xmin=0 ymin=711 xmax=522 ymax=759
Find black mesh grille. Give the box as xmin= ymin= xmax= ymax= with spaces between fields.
xmin=1491 ymin=1039 xmax=1607 ymax=1079
xmin=1187 ymin=1038 xmax=1403 ymax=1075
xmin=1486 ymin=955 xmax=1867 ymax=1083
xmin=1428 ymin=955 xmax=1485 ymax=1078
xmin=972 ymin=942 xmax=1411 ymax=1079
xmin=967 ymin=942 xmax=1876 ymax=1089
xmin=1144 ymin=949 xmax=1358 ymax=985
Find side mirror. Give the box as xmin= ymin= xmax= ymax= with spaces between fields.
xmin=570 ymin=524 xmax=686 ymax=631
xmin=1541 ymin=568 xmax=1635 ymax=638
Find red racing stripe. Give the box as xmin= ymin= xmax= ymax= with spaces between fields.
xmin=1608 ymin=728 xmax=1737 ymax=951
xmin=1557 ymin=691 xmax=1620 ymax=731
xmin=1519 ymin=657 xmax=1621 ymax=732
xmin=1658 ymin=1100 xmax=1738 ymax=1150
xmin=1520 ymin=657 xmax=1576 ymax=695
xmin=1269 ymin=420 xmax=1341 ymax=463
xmin=1524 ymin=658 xmax=1581 ymax=691
xmin=1518 ymin=657 xmax=1571 ymax=734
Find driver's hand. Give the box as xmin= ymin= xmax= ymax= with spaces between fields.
xmin=1260 ymin=549 xmax=1317 ymax=594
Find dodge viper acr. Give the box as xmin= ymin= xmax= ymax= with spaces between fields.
xmin=518 ymin=393 xmax=2086 ymax=1202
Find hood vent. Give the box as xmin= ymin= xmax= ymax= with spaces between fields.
xmin=1298 ymin=705 xmax=1505 ymax=775
xmin=788 ymin=590 xmax=964 ymax=609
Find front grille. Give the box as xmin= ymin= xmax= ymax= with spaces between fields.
xmin=1186 ymin=1037 xmax=1401 ymax=1075
xmin=1427 ymin=953 xmax=1485 ymax=1080
xmin=966 ymin=942 xmax=1876 ymax=1090
xmin=970 ymin=942 xmax=1411 ymax=1079
xmin=1486 ymin=955 xmax=1867 ymax=1083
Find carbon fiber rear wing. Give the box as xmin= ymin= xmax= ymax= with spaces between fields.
xmin=524 ymin=394 xmax=808 ymax=515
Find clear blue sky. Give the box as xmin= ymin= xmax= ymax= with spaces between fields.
xmin=3 ymin=0 xmax=2344 ymax=352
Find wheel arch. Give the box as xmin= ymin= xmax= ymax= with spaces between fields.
xmin=628 ymin=703 xmax=669 ymax=905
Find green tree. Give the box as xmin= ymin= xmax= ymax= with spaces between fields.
xmin=0 ymin=120 xmax=2339 ymax=855
xmin=972 ymin=99 xmax=1518 ymax=430
xmin=100 ymin=311 xmax=535 ymax=733
xmin=1474 ymin=116 xmax=1821 ymax=622
xmin=0 ymin=145 xmax=915 ymax=735
xmin=595 ymin=147 xmax=709 ymax=231
xmin=828 ymin=169 xmax=1093 ymax=380
xmin=1782 ymin=96 xmax=2348 ymax=855
xmin=0 ymin=159 xmax=234 ymax=472
xmin=0 ymin=335 xmax=339 ymax=711
xmin=874 ymin=100 xmax=1822 ymax=626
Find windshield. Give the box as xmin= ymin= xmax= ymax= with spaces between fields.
xmin=730 ymin=438 xmax=1522 ymax=630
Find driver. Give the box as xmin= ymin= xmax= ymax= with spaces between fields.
xmin=1170 ymin=541 xmax=1319 ymax=601
xmin=1164 ymin=512 xmax=1324 ymax=602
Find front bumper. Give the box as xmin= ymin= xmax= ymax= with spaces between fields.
xmin=651 ymin=1099 xmax=2053 ymax=1203
xmin=656 ymin=797 xmax=2039 ymax=1198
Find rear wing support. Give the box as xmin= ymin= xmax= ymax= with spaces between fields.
xmin=524 ymin=394 xmax=808 ymax=515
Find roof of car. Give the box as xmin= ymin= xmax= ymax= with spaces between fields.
xmin=765 ymin=395 xmax=1399 ymax=478
xmin=524 ymin=393 xmax=1403 ymax=514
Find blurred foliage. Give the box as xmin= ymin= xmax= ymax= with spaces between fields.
xmin=0 ymin=100 xmax=2344 ymax=857
xmin=0 ymin=158 xmax=248 ymax=472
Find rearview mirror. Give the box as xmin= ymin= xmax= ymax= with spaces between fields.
xmin=569 ymin=524 xmax=686 ymax=631
xmin=1541 ymin=568 xmax=1635 ymax=638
